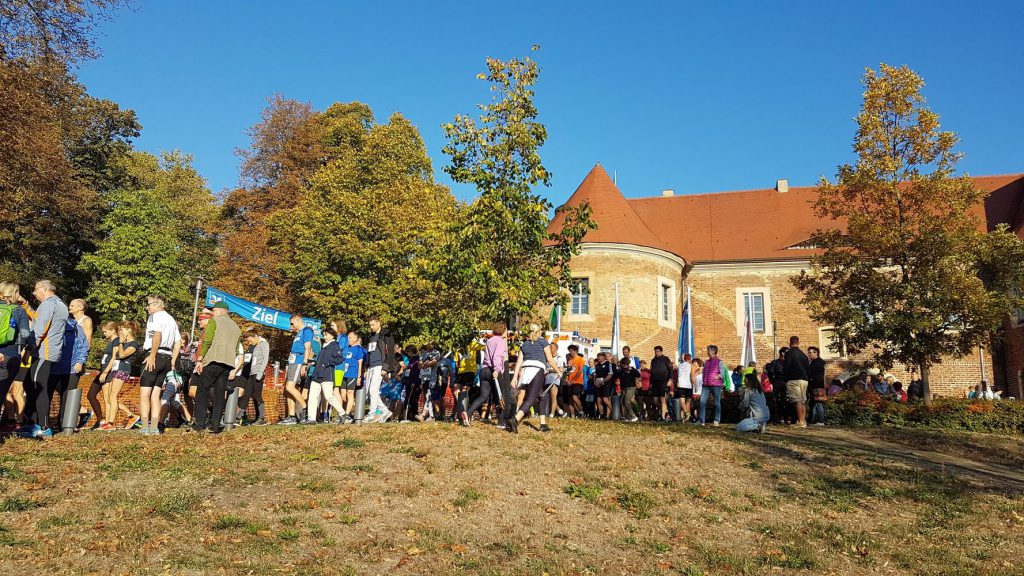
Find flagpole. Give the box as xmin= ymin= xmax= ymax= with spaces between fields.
xmin=189 ymin=277 xmax=204 ymax=342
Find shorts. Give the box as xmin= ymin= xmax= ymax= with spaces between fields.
xmin=677 ymin=387 xmax=693 ymax=399
xmin=570 ymin=384 xmax=583 ymax=397
xmin=650 ymin=380 xmax=667 ymax=397
xmin=343 ymin=377 xmax=359 ymax=391
xmin=112 ymin=370 xmax=130 ymax=382
xmin=285 ymin=363 xmax=303 ymax=384
xmin=139 ymin=353 xmax=172 ymax=389
xmin=456 ymin=372 xmax=474 ymax=388
xmin=334 ymin=368 xmax=346 ymax=387
xmin=786 ymin=380 xmax=809 ymax=404
xmin=596 ymin=385 xmax=611 ymax=398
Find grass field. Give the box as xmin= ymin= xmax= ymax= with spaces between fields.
xmin=1 ymin=421 xmax=1023 ymax=575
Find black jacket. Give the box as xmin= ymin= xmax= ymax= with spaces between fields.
xmin=783 ymin=347 xmax=810 ymax=382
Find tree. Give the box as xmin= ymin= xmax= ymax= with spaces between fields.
xmin=793 ymin=64 xmax=1024 ymax=402
xmin=441 ymin=48 xmax=595 ymax=331
xmin=215 ymin=95 xmax=325 ymax=310
xmin=79 ymin=151 xmax=218 ymax=321
xmin=0 ymin=0 xmax=127 ymax=64
xmin=268 ymin=105 xmax=459 ymax=341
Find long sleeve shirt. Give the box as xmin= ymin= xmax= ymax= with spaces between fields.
xmin=33 ymin=295 xmax=68 ymax=362
xmin=740 ymin=388 xmax=770 ymax=423
xmin=250 ymin=338 xmax=270 ymax=378
xmin=483 ymin=335 xmax=507 ymax=372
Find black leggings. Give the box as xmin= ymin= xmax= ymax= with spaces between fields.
xmin=515 ymin=366 xmax=546 ymax=419
xmin=25 ymin=360 xmax=52 ymax=428
xmin=466 ymin=368 xmax=494 ymax=418
xmin=238 ymin=375 xmax=265 ymax=420
xmin=404 ymin=380 xmax=422 ymax=421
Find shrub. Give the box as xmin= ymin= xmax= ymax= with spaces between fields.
xmin=824 ymin=392 xmax=1024 ymax=434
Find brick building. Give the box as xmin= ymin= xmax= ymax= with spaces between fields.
xmin=548 ymin=164 xmax=1024 ymax=397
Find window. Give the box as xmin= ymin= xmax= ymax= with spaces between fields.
xmin=818 ymin=327 xmax=846 ymax=359
xmin=570 ymin=278 xmax=589 ymax=315
xmin=742 ymin=292 xmax=765 ymax=333
xmin=660 ymin=284 xmax=671 ymax=322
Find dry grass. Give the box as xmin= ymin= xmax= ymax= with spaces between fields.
xmin=1 ymin=421 xmax=1023 ymax=575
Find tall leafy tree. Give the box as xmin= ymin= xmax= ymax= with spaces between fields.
xmin=80 ymin=151 xmax=218 ymax=321
xmin=793 ymin=64 xmax=1024 ymax=402
xmin=216 ymin=95 xmax=325 ymax=310
xmin=441 ymin=48 xmax=595 ymax=329
xmin=269 ymin=105 xmax=459 ymax=340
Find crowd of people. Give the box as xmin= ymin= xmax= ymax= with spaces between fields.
xmin=0 ymin=279 xmax=942 ymax=439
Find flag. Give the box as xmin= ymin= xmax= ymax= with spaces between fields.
xmin=549 ymin=303 xmax=561 ymax=331
xmin=678 ymin=286 xmax=695 ymax=359
xmin=610 ymin=283 xmax=621 ymax=357
xmin=740 ymin=310 xmax=757 ymax=368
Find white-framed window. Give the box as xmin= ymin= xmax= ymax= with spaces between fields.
xmin=660 ymin=284 xmax=671 ymax=322
xmin=817 ymin=326 xmax=846 ymax=359
xmin=743 ymin=292 xmax=765 ymax=333
xmin=570 ymin=278 xmax=589 ymax=315
xmin=734 ymin=288 xmax=772 ymax=337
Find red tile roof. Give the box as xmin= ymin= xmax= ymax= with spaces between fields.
xmin=549 ymin=164 xmax=1024 ymax=263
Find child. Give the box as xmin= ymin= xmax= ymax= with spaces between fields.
xmin=690 ymin=358 xmax=704 ymax=422
xmin=304 ymin=328 xmax=345 ymax=424
xmin=736 ymin=372 xmax=769 ymax=433
xmin=111 ymin=322 xmax=142 ymax=430
xmin=339 ymin=332 xmax=366 ymax=423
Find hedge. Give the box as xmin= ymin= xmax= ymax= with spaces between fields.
xmin=824 ymin=392 xmax=1024 ymax=435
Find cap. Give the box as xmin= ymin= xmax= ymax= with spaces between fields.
xmin=212 ymin=301 xmax=229 ymax=311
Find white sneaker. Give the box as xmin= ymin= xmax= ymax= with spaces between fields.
xmin=380 ymin=408 xmax=393 ymax=422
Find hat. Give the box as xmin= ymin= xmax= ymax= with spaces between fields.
xmin=212 ymin=301 xmax=229 ymax=311
xmin=198 ymin=312 xmax=213 ymax=320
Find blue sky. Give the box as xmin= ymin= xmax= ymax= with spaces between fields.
xmin=78 ymin=0 xmax=1024 ymax=205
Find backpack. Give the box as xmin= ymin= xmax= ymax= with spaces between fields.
xmin=0 ymin=304 xmax=15 ymax=346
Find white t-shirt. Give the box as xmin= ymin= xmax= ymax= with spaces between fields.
xmin=145 ymin=310 xmax=180 ymax=352
xmin=693 ymin=373 xmax=704 ymax=396
xmin=545 ymin=355 xmax=566 ymax=386
xmin=678 ymin=362 xmax=693 ymax=389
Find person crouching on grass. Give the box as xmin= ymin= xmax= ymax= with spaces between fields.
xmin=504 ymin=324 xmax=562 ymax=434
xmin=304 ymin=328 xmax=345 ymax=425
xmin=736 ymin=372 xmax=770 ymax=433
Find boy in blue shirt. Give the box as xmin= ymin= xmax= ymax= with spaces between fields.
xmin=339 ymin=332 xmax=366 ymax=424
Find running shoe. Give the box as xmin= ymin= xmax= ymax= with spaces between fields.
xmin=300 ymin=419 xmax=316 ymax=425
xmin=758 ymin=422 xmax=767 ymax=434
xmin=380 ymin=407 xmax=393 ymax=422
xmin=252 ymin=419 xmax=268 ymax=426
xmin=124 ymin=415 xmax=141 ymax=430
xmin=99 ymin=422 xmax=115 ymax=431
xmin=77 ymin=411 xmax=93 ymax=429
xmin=460 ymin=412 xmax=470 ymax=427
xmin=279 ymin=416 xmax=298 ymax=426
xmin=89 ymin=420 xmax=103 ymax=431
xmin=539 ymin=424 xmax=552 ymax=433
xmin=505 ymin=418 xmax=518 ymax=434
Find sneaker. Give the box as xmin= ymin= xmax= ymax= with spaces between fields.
xmin=296 ymin=408 xmax=307 ymax=422
xmin=300 ymin=419 xmax=316 ymax=425
xmin=99 ymin=422 xmax=115 ymax=431
xmin=539 ymin=424 xmax=552 ymax=433
xmin=89 ymin=420 xmax=103 ymax=431
xmin=279 ymin=417 xmax=298 ymax=426
xmin=506 ymin=417 xmax=518 ymax=434
xmin=812 ymin=422 xmax=825 ymax=427
xmin=77 ymin=411 xmax=93 ymax=429
xmin=712 ymin=421 xmax=720 ymax=427
xmin=17 ymin=424 xmax=40 ymax=438
xmin=124 ymin=415 xmax=141 ymax=430
xmin=399 ymin=419 xmax=411 ymax=423
xmin=381 ymin=408 xmax=393 ymax=422
xmin=253 ymin=419 xmax=268 ymax=426
xmin=758 ymin=422 xmax=767 ymax=434
xmin=629 ymin=417 xmax=639 ymax=423
xmin=460 ymin=412 xmax=470 ymax=427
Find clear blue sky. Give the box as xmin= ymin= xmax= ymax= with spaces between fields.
xmin=78 ymin=0 xmax=1024 ymax=205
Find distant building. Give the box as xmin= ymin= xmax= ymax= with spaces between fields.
xmin=548 ymin=164 xmax=1024 ymax=397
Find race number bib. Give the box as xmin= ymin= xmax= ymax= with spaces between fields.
xmin=288 ymin=353 xmax=297 ymax=364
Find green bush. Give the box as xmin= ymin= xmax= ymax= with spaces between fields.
xmin=824 ymin=392 xmax=1024 ymax=434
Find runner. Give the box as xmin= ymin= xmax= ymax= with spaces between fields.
xmin=365 ymin=316 xmax=395 ymax=424
xmin=649 ymin=346 xmax=672 ymax=420
xmin=280 ymin=315 xmax=314 ymax=425
xmin=339 ymin=332 xmax=366 ymax=424
xmin=542 ymin=341 xmax=565 ymax=420
xmin=138 ymin=296 xmax=180 ymax=435
xmin=68 ymin=299 xmax=95 ymax=428
xmin=304 ymin=327 xmax=345 ymax=425
xmin=563 ymin=344 xmax=585 ymax=418
xmin=21 ymin=280 xmax=68 ymax=438
xmin=47 ymin=315 xmax=88 ymax=434
xmin=675 ymin=353 xmax=693 ymax=423
xmin=0 ymin=283 xmax=31 ymax=429
xmin=109 ymin=322 xmax=142 ymax=429
xmin=415 ymin=343 xmax=440 ymax=422
xmin=238 ymin=329 xmax=269 ymax=425
xmin=592 ymin=352 xmax=614 ymax=419
xmin=505 ymin=324 xmax=561 ymax=434
xmin=618 ymin=357 xmax=641 ymax=422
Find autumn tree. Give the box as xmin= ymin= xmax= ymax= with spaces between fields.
xmin=79 ymin=151 xmax=218 ymax=321
xmin=268 ymin=104 xmax=459 ymax=341
xmin=215 ymin=95 xmax=325 ymax=310
xmin=793 ymin=64 xmax=1024 ymax=402
xmin=441 ymin=48 xmax=595 ymax=331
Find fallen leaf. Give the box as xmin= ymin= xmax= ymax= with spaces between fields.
xmin=545 ymin=507 xmax=557 ymax=514
xmin=407 ymin=547 xmax=422 ymax=556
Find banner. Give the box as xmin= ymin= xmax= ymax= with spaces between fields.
xmin=205 ymin=287 xmax=323 ymax=336
xmin=678 ymin=286 xmax=695 ymax=359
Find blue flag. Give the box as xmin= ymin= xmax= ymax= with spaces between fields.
xmin=205 ymin=287 xmax=323 ymax=336
xmin=678 ymin=286 xmax=694 ymax=358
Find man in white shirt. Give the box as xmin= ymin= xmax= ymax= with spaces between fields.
xmin=139 ymin=296 xmax=180 ymax=435
xmin=676 ymin=353 xmax=693 ymax=421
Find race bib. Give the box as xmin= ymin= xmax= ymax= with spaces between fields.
xmin=368 ymin=342 xmax=377 ymax=352
xmin=243 ymin=353 xmax=252 ymax=362
xmin=288 ymin=353 xmax=297 ymax=364
xmin=596 ymin=378 xmax=605 ymax=386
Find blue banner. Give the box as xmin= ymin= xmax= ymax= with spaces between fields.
xmin=205 ymin=287 xmax=323 ymax=336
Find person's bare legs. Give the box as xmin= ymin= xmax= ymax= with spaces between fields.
xmin=796 ymin=402 xmax=806 ymax=426
xmin=148 ymin=386 xmax=162 ymax=430
xmin=6 ymin=381 xmax=25 ymax=423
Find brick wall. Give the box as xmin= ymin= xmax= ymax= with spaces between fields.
xmin=685 ymin=263 xmax=992 ymax=397
xmin=558 ymin=244 xmax=683 ymax=358
xmin=998 ymin=319 xmax=1024 ymax=399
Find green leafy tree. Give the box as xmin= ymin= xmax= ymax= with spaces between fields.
xmin=793 ymin=64 xmax=1024 ymax=402
xmin=269 ymin=105 xmax=459 ymax=341
xmin=80 ymin=151 xmax=218 ymax=321
xmin=441 ymin=48 xmax=595 ymax=331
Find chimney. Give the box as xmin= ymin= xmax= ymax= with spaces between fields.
xmin=661 ymin=189 xmax=675 ymax=197
xmin=775 ymin=179 xmax=789 ymax=193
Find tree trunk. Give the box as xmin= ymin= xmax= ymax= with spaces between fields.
xmin=920 ymin=364 xmax=931 ymax=406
